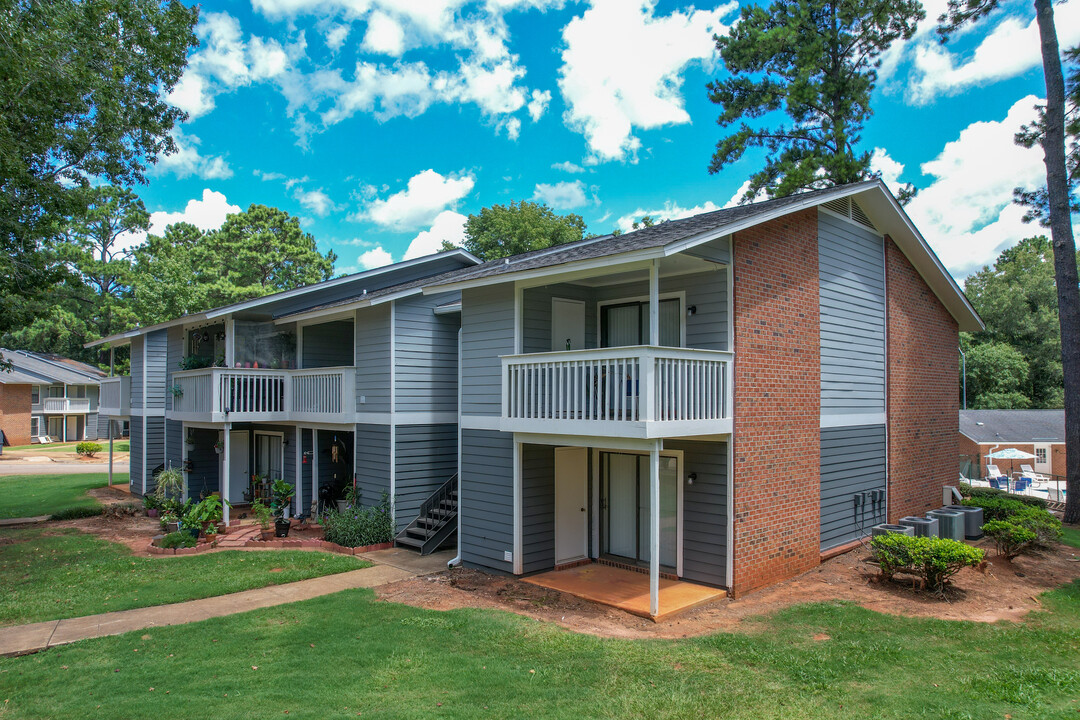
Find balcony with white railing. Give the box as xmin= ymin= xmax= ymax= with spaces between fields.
xmin=501 ymin=346 xmax=733 ymax=439
xmin=42 ymin=397 xmax=92 ymax=414
xmin=98 ymin=376 xmax=131 ymax=416
xmin=170 ymin=367 xmax=355 ymax=423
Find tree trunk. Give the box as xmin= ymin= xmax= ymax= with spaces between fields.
xmin=1034 ymin=0 xmax=1080 ymax=523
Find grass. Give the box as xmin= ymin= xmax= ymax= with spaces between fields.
xmin=1 ymin=581 xmax=1079 ymax=719
xmin=5 ymin=441 xmax=130 ymax=452
xmin=0 ymin=473 xmax=124 ymax=519
xmin=0 ymin=528 xmax=369 ymax=626
xmin=1062 ymin=524 xmax=1080 ymax=549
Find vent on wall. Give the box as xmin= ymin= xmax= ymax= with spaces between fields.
xmin=821 ymin=196 xmax=876 ymax=231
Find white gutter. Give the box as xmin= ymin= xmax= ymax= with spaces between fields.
xmin=448 ymin=326 xmax=463 ymax=569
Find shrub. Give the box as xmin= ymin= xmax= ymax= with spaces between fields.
xmin=49 ymin=506 xmax=104 ymax=520
xmin=251 ymin=499 xmax=272 ymax=531
xmin=962 ymin=496 xmax=1032 ymax=521
xmin=159 ymin=531 xmax=197 ymax=549
xmin=321 ymin=492 xmax=394 ymax=548
xmin=1012 ymin=508 xmax=1063 ymax=547
xmin=982 ymin=520 xmax=1037 ymax=559
xmin=75 ymin=441 xmax=102 ymax=457
xmin=102 ymin=503 xmax=139 ymax=518
xmin=870 ymin=534 xmax=984 ymax=592
xmin=961 ymin=485 xmax=1047 ymax=510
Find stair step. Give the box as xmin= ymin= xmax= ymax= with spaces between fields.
xmin=396 ymin=536 xmax=423 ymax=548
xmin=407 ymin=527 xmax=435 ymax=539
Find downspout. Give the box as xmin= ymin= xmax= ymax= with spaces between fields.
xmin=959 ymin=345 xmax=967 ymax=410
xmin=449 ymin=325 xmax=463 ymax=569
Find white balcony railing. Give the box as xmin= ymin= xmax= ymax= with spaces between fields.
xmin=501 ymin=346 xmax=733 ymax=438
xmin=42 ymin=397 xmax=91 ymax=414
xmin=171 ymin=367 xmax=355 ymax=422
xmin=98 ymin=376 xmax=131 ymax=415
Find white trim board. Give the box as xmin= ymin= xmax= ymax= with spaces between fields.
xmin=820 ymin=413 xmax=886 ymax=428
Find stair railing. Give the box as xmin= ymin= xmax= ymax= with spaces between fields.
xmin=415 ymin=473 xmax=458 ymax=533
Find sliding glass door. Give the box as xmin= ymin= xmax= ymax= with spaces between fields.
xmin=600 ymin=452 xmax=678 ymax=568
xmin=600 ymin=298 xmax=681 ymax=347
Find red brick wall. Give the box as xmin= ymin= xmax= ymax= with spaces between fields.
xmin=886 ymin=237 xmax=959 ymax=520
xmin=0 ymin=384 xmax=33 ymax=446
xmin=969 ymin=442 xmax=1067 ymax=481
xmin=731 ymin=209 xmax=821 ymax=597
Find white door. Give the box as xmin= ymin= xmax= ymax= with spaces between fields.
xmin=228 ymin=431 xmax=250 ymax=503
xmin=1034 ymin=444 xmax=1052 ymax=474
xmin=551 ymin=298 xmax=585 ymax=352
xmin=555 ymin=446 xmax=588 ymax=564
xmin=65 ymin=416 xmax=79 ymax=441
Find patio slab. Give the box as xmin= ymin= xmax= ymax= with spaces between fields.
xmin=522 ymin=563 xmax=726 ymax=621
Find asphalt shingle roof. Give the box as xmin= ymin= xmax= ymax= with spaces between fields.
xmin=0 ymin=349 xmax=105 ymax=385
xmin=959 ymin=409 xmax=1066 ymax=443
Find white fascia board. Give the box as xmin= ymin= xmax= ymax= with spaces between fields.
xmin=85 ymin=314 xmax=209 ymax=349
xmin=421 ymin=248 xmax=666 ymax=294
xmin=206 ymin=249 xmax=479 ymax=320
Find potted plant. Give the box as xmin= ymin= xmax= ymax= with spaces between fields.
xmin=214 ymin=440 xmax=224 ymax=454
xmin=270 ymin=479 xmax=295 ymax=537
xmin=203 ymin=524 xmax=219 ymax=544
xmin=143 ymin=495 xmax=160 ymax=518
xmin=252 ymin=499 xmax=273 ymax=540
xmin=169 ymin=384 xmax=184 ymax=399
xmin=161 ymin=512 xmax=179 ymax=533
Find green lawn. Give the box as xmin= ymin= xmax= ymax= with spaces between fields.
xmin=1 ymin=581 xmax=1079 ymax=719
xmin=1063 ymin=524 xmax=1080 ymax=549
xmin=0 ymin=473 xmax=123 ymax=519
xmin=5 ymin=441 xmax=130 ymax=452
xmin=0 ymin=528 xmax=369 ymax=626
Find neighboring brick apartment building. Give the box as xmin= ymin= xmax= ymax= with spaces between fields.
xmin=0 ymin=349 xmax=107 ymax=446
xmin=959 ymin=409 xmax=1067 ymax=480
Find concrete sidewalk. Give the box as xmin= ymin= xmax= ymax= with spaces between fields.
xmin=0 ymin=552 xmax=441 ymax=657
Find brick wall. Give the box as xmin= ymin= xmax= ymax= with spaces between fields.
xmin=0 ymin=384 xmax=33 ymax=446
xmin=731 ymin=209 xmax=821 ymax=597
xmin=886 ymin=237 xmax=959 ymax=521
xmin=969 ymin=442 xmax=1067 ymax=482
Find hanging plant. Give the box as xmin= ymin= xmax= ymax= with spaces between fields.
xmin=170 ymin=384 xmax=184 ymax=399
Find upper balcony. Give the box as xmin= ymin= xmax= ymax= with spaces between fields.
xmin=501 ymin=346 xmax=732 ymax=438
xmin=98 ymin=376 xmax=131 ymax=416
xmin=42 ymin=397 xmax=91 ymax=414
xmin=170 ymin=367 xmax=355 ymax=423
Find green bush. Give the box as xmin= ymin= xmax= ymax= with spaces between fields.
xmin=159 ymin=531 xmax=197 ymax=549
xmin=982 ymin=520 xmax=1036 ymax=559
xmin=962 ymin=496 xmax=1032 ymax=521
xmin=963 ymin=493 xmax=1063 ymax=547
xmin=870 ymin=534 xmax=984 ymax=592
xmin=75 ymin=441 xmax=102 ymax=457
xmin=49 ymin=506 xmax=104 ymax=520
xmin=960 ymin=484 xmax=1047 ymax=510
xmin=1012 ymin=508 xmax=1063 ymax=547
xmin=321 ymin=492 xmax=394 ymax=548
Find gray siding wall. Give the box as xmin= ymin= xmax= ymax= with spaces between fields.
xmin=395 ymin=293 xmax=461 ymax=414
xmin=144 ymin=330 xmax=167 ymax=411
xmin=129 ymin=418 xmax=143 ymax=494
xmin=666 ymin=439 xmax=728 ymax=587
xmin=144 ymin=416 xmax=165 ymax=495
xmin=166 ymin=326 xmax=183 ymax=411
xmin=394 ymin=423 xmax=458 ymax=531
xmin=355 ymin=423 xmax=391 ymax=508
xmin=818 ymin=210 xmax=886 ymax=417
xmin=165 ymin=419 xmax=183 ymax=471
xmin=300 ymin=428 xmax=313 ymax=514
xmin=130 ymin=336 xmax=143 ymax=410
xmin=523 ymin=284 xmax=596 ymax=353
xmin=461 ymin=286 xmax=515 ymax=417
xmin=820 ymin=424 xmax=887 ymax=550
xmin=460 ymin=429 xmax=514 ymax=573
xmin=302 ymin=320 xmax=354 ymax=368
xmin=521 ymin=444 xmax=555 ymax=574
xmin=684 ymin=235 xmax=731 ymax=264
xmin=355 ymin=305 xmax=391 ymax=413
xmin=186 ymin=427 xmax=220 ymax=500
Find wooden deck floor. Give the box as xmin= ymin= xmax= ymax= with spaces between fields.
xmin=522 ymin=563 xmax=726 ymax=621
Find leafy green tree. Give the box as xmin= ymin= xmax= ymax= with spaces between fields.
xmin=964 ymin=341 xmax=1032 ymax=409
xmin=963 ymin=237 xmax=1073 ymax=408
xmin=0 ymin=0 xmax=198 ymax=329
xmin=456 ymin=201 xmax=586 ymax=261
xmin=708 ymin=0 xmax=923 ymax=201
xmin=940 ymin=2 xmax=1080 ymax=523
xmin=128 ymin=222 xmax=208 ymax=326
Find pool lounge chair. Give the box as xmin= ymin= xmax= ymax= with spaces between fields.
xmin=1020 ymin=464 xmax=1050 ymax=483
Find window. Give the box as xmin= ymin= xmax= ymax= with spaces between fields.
xmin=600 ymin=298 xmax=682 ymax=347
xmin=1036 ymin=447 xmax=1048 ymax=464
xmin=30 ymin=417 xmax=39 ymax=438
xmin=30 ymin=386 xmax=39 ymax=404
xmin=48 ymin=386 xmax=63 ymax=398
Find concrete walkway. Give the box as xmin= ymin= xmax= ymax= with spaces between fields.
xmin=0 ymin=515 xmax=49 ymax=528
xmin=0 ymin=462 xmax=130 ymax=476
xmin=0 ymin=548 xmax=449 ymax=657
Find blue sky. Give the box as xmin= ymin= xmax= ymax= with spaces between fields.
xmin=132 ymin=0 xmax=1080 ymax=281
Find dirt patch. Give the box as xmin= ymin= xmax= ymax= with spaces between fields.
xmin=374 ymin=538 xmax=1080 ymax=639
xmin=49 ymin=512 xmax=161 ymax=555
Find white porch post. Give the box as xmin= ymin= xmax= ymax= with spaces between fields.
xmin=225 ymin=318 xmax=235 ymax=367
xmin=223 ymin=423 xmax=231 ymax=525
xmin=294 ymin=426 xmax=301 ymax=517
xmin=311 ymin=429 xmax=319 ymax=517
xmin=649 ymin=259 xmax=660 ymax=346
xmin=107 ymin=420 xmax=114 ymax=488
xmin=649 ymin=441 xmax=661 ymax=618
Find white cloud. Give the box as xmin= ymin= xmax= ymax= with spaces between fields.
xmin=551 ymin=160 xmax=584 ymax=174
xmin=532 ymin=180 xmax=588 ymax=209
xmin=338 ymin=237 xmax=376 ymax=247
xmin=116 ymin=189 xmax=241 ymax=253
xmin=558 ymin=0 xmax=735 ymax=162
xmin=358 ymin=246 xmax=394 ymax=269
xmin=615 ymin=199 xmax=722 ymax=233
xmin=363 ymin=11 xmax=407 ymax=56
xmin=904 ymin=96 xmax=1048 ymax=278
xmin=362 ymin=169 xmax=475 ymax=231
xmin=153 ymin=129 xmax=233 ymax=180
xmin=254 ymin=169 xmax=287 ymax=181
xmin=870 ymin=148 xmax=905 ymax=190
xmin=294 ymin=188 xmax=337 ymax=217
xmin=527 ymin=89 xmax=551 ymax=121
xmin=404 ymin=210 xmax=468 ymax=259
xmin=325 ymin=23 xmax=350 ymax=51
xmin=887 ymin=0 xmax=1080 ymax=104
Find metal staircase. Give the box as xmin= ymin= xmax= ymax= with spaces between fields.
xmin=395 ymin=473 xmax=457 ymax=555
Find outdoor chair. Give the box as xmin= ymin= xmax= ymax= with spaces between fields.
xmin=1020 ymin=464 xmax=1050 ymax=483
xmin=1012 ymin=477 xmax=1031 ymax=493
xmin=1047 ymin=488 xmax=1066 ymax=503
xmin=987 ymin=477 xmax=1005 ymax=490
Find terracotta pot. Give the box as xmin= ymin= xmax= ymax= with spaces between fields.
xmin=147 ymin=508 xmax=159 ymax=518
xmin=260 ymin=529 xmax=275 ymax=541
